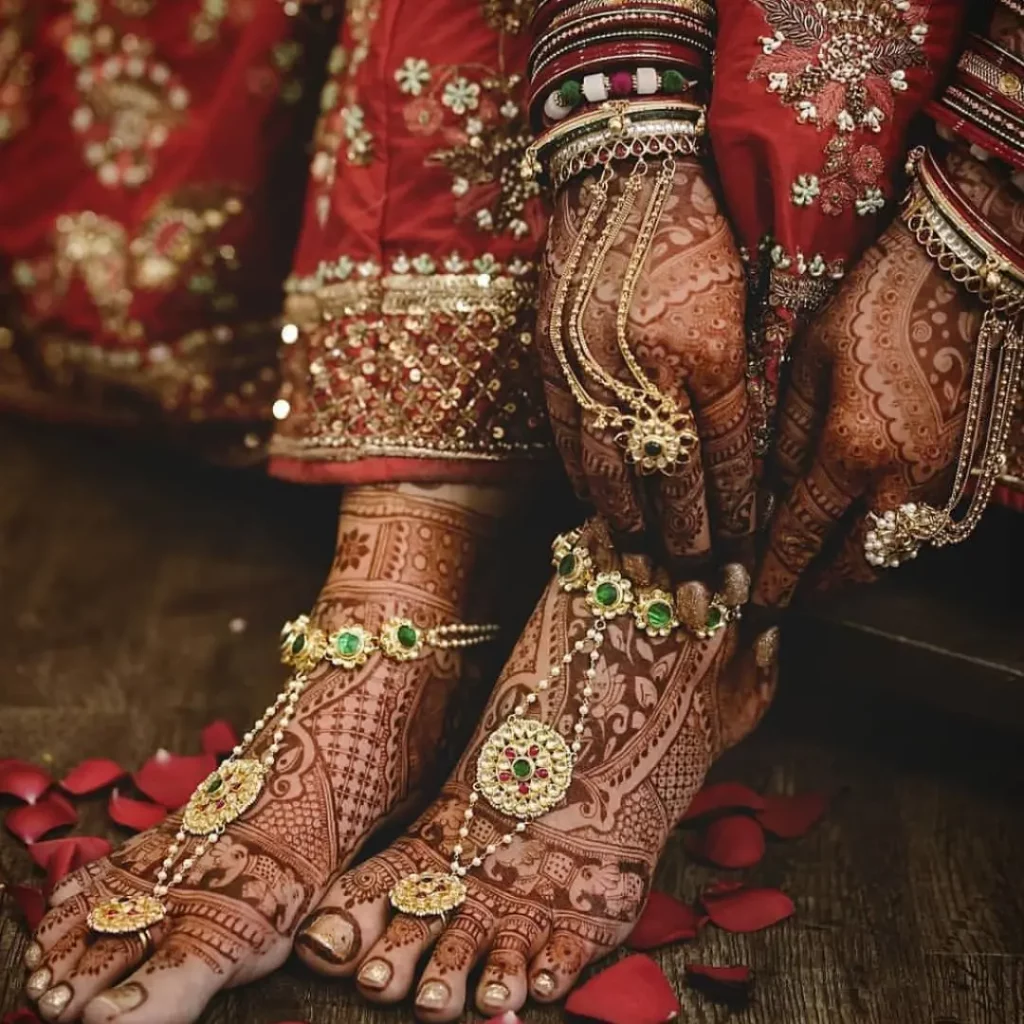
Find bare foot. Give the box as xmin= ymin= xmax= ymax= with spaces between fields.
xmin=22 ymin=482 xmax=515 ymax=1024
xmin=295 ymin=527 xmax=776 ymax=1021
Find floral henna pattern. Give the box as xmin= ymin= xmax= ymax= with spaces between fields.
xmin=26 ymin=482 xmax=508 ymax=1024
xmin=297 ymin=541 xmax=770 ymax=1022
xmin=757 ymin=144 xmax=1022 ymax=606
xmin=537 ymin=160 xmax=756 ymax=563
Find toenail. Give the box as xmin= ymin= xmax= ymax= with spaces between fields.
xmin=87 ymin=983 xmax=147 ymax=1019
xmin=415 ymin=980 xmax=451 ymax=1010
xmin=482 ymin=981 xmax=511 ymax=1006
xmin=299 ymin=910 xmax=357 ymax=964
xmin=24 ymin=942 xmax=43 ymax=969
xmin=26 ymin=967 xmax=52 ymax=999
xmin=532 ymin=969 xmax=556 ymax=996
xmin=38 ymin=983 xmax=73 ymax=1020
xmin=357 ymin=958 xmax=393 ymax=990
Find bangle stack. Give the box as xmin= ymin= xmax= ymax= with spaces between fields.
xmin=864 ymin=146 xmax=1024 ymax=569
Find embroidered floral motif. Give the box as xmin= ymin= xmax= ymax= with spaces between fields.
xmin=752 ymin=0 xmax=929 ymax=218
xmin=480 ymin=0 xmax=534 ymax=35
xmin=395 ymin=57 xmax=432 ymax=96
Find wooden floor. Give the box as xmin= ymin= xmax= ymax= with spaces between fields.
xmin=1 ymin=418 xmax=1022 ymax=1024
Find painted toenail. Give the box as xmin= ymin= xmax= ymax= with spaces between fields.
xmin=415 ymin=980 xmax=451 ymax=1009
xmin=482 ymin=981 xmax=511 ymax=1006
xmin=532 ymin=969 xmax=556 ymax=996
xmin=24 ymin=942 xmax=43 ymax=969
xmin=357 ymin=958 xmax=393 ymax=990
xmin=87 ymin=982 xmax=147 ymax=1018
xmin=38 ymin=983 xmax=73 ymax=1020
xmin=26 ymin=967 xmax=52 ymax=999
xmin=299 ymin=910 xmax=357 ymax=964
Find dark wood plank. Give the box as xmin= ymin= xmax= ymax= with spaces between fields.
xmin=2 ymin=417 xmax=1022 ymax=1024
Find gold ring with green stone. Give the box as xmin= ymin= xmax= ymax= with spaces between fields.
xmin=586 ymin=571 xmax=634 ymax=618
xmin=695 ymin=595 xmax=738 ymax=639
xmin=634 ymin=588 xmax=679 ymax=638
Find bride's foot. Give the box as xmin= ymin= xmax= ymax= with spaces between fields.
xmin=295 ymin=529 xmax=777 ymax=1021
xmin=23 ymin=482 xmax=514 ymax=1024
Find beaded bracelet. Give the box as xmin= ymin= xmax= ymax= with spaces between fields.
xmin=540 ymin=66 xmax=696 ymax=124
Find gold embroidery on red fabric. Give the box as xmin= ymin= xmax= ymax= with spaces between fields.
xmin=0 ymin=1 xmax=33 ymax=144
xmin=273 ymin=261 xmax=550 ymax=462
xmin=480 ymin=0 xmax=534 ymax=34
xmin=749 ymin=0 xmax=930 ymax=218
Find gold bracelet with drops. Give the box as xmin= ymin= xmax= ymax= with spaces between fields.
xmin=389 ymin=527 xmax=744 ymax=918
xmin=85 ymin=613 xmax=500 ymax=936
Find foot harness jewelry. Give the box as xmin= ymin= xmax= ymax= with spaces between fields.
xmin=388 ymin=528 xmax=743 ymax=918
xmin=87 ymin=612 xmax=499 ymax=935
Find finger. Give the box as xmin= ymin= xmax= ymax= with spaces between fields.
xmin=675 ymin=580 xmax=712 ymax=635
xmin=754 ymin=436 xmax=866 ymax=610
xmin=34 ymin=892 xmax=92 ymax=956
xmin=27 ymin=921 xmax=89 ymax=1019
xmin=579 ymin=417 xmax=648 ymax=537
xmin=655 ymin=450 xmax=712 ymax=568
xmin=773 ymin=327 xmax=833 ymax=491
xmin=719 ymin=562 xmax=752 ymax=609
xmin=49 ymin=859 xmax=111 ymax=908
xmin=691 ymin=375 xmax=758 ymax=564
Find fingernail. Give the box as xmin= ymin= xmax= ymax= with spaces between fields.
xmin=26 ymin=967 xmax=52 ymax=999
xmin=482 ymin=981 xmax=511 ymax=1006
xmin=415 ymin=980 xmax=451 ymax=1009
xmin=38 ymin=983 xmax=72 ymax=1020
xmin=299 ymin=911 xmax=356 ymax=964
xmin=86 ymin=983 xmax=147 ymax=1017
xmin=357 ymin=958 xmax=392 ymax=990
xmin=24 ymin=941 xmax=43 ymax=969
xmin=533 ymin=969 xmax=557 ymax=997
xmin=755 ymin=625 xmax=781 ymax=669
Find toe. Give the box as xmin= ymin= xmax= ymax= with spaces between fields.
xmin=34 ymin=892 xmax=92 ymax=953
xmin=49 ymin=859 xmax=110 ymax=908
xmin=81 ymin=934 xmax=239 ymax=1024
xmin=295 ymin=859 xmax=399 ymax=976
xmin=528 ymin=930 xmax=598 ymax=1003
xmin=356 ymin=914 xmax=442 ymax=1004
xmin=414 ymin=906 xmax=494 ymax=1022
xmin=474 ymin=916 xmax=545 ymax=1017
xmin=28 ymin=920 xmax=89 ymax=1013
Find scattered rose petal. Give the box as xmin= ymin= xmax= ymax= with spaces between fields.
xmin=3 ymin=1010 xmax=44 ymax=1024
xmin=703 ymin=879 xmax=745 ymax=896
xmin=680 ymin=782 xmax=765 ymax=822
xmin=201 ymin=720 xmax=239 ymax=758
xmin=628 ymin=891 xmax=703 ymax=950
xmin=133 ymin=750 xmax=217 ymax=809
xmin=565 ymin=954 xmax=679 ymax=1024
xmin=686 ymin=814 xmax=766 ymax=869
xmin=685 ymin=963 xmax=755 ymax=1005
xmin=483 ymin=1015 xmax=524 ymax=1024
xmin=703 ymin=887 xmax=795 ymax=933
xmin=757 ymin=792 xmax=830 ymax=839
xmin=5 ymin=791 xmax=78 ymax=844
xmin=29 ymin=836 xmax=112 ymax=891
xmin=108 ymin=790 xmax=166 ymax=831
xmin=8 ymin=883 xmax=46 ymax=929
xmin=60 ymin=758 xmax=126 ymax=795
xmin=0 ymin=761 xmax=52 ymax=804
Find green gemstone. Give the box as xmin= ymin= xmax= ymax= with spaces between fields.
xmin=557 ymin=553 xmax=577 ymax=578
xmin=291 ymin=634 xmax=306 ymax=655
xmin=706 ymin=606 xmax=724 ymax=631
xmin=647 ymin=601 xmax=673 ymax=629
xmin=644 ymin=440 xmax=663 ymax=458
xmin=596 ymin=582 xmax=620 ymax=607
xmin=512 ymin=757 xmax=534 ymax=780
xmin=336 ymin=631 xmax=363 ymax=657
xmin=205 ymin=774 xmax=224 ymax=795
xmin=663 ymin=69 xmax=686 ymax=94
xmin=397 ymin=624 xmax=419 ymax=649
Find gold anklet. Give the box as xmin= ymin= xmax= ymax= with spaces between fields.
xmin=388 ymin=529 xmax=744 ymax=919
xmin=280 ymin=615 xmax=501 ymax=672
xmin=87 ymin=613 xmax=500 ymax=936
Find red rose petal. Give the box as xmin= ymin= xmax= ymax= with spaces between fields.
xmin=628 ymin=891 xmax=703 ymax=950
xmin=60 ymin=758 xmax=126 ymax=796
xmin=108 ymin=790 xmax=167 ymax=831
xmin=29 ymin=835 xmax=112 ymax=891
xmin=0 ymin=761 xmax=53 ymax=804
xmin=483 ymin=1015 xmax=525 ymax=1024
xmin=703 ymin=887 xmax=795 ymax=933
xmin=703 ymin=879 xmax=745 ymax=897
xmin=680 ymin=782 xmax=766 ymax=823
xmin=685 ymin=963 xmax=755 ymax=1005
xmin=133 ymin=750 xmax=217 ymax=809
xmin=5 ymin=791 xmax=78 ymax=844
xmin=201 ymin=720 xmax=239 ymax=757
xmin=8 ymin=883 xmax=46 ymax=929
xmin=3 ymin=1010 xmax=45 ymax=1024
xmin=565 ymin=954 xmax=680 ymax=1024
xmin=757 ymin=792 xmax=830 ymax=839
xmin=686 ymin=814 xmax=766 ymax=869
